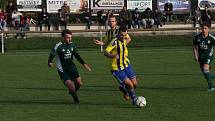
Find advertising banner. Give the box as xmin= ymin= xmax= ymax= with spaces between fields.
xmin=157 ymin=0 xmax=190 ymax=13
xmin=47 ymin=0 xmax=88 ymax=13
xmin=127 ymin=0 xmax=152 ymax=11
xmin=17 ymin=0 xmax=42 ymax=11
xmin=198 ymin=0 xmax=215 ymax=9
xmin=91 ymin=0 xmax=125 ymax=13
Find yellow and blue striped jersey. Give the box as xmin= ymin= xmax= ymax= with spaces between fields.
xmin=105 ymin=36 xmax=130 ymax=71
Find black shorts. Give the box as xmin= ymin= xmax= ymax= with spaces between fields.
xmin=57 ymin=68 xmax=80 ymax=83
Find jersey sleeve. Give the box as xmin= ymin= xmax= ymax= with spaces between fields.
xmin=73 ymin=45 xmax=85 ymax=65
xmin=105 ymin=39 xmax=117 ymax=53
xmin=193 ymin=35 xmax=198 ymax=45
xmin=48 ymin=43 xmax=59 ymax=63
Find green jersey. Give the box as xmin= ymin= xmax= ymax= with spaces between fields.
xmin=48 ymin=41 xmax=85 ymax=72
xmin=193 ymin=33 xmax=215 ymax=59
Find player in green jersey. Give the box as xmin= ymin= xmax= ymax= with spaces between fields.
xmin=193 ymin=23 xmax=215 ymax=91
xmin=48 ymin=29 xmax=92 ymax=103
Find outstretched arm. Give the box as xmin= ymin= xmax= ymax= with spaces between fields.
xmin=193 ymin=45 xmax=199 ymax=62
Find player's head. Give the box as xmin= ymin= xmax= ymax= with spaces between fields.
xmin=118 ymin=25 xmax=128 ymax=41
xmin=201 ymin=23 xmax=210 ymax=36
xmin=61 ymin=29 xmax=72 ymax=44
xmin=108 ymin=16 xmax=117 ymax=29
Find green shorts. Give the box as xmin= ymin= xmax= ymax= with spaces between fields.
xmin=57 ymin=68 xmax=80 ymax=83
xmin=199 ymin=57 xmax=213 ymax=67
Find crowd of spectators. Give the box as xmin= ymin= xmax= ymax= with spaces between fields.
xmin=0 ymin=1 xmax=214 ymax=39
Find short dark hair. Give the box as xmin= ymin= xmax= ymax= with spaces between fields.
xmin=119 ymin=25 xmax=127 ymax=32
xmin=61 ymin=29 xmax=72 ymax=37
xmin=201 ymin=22 xmax=210 ymax=28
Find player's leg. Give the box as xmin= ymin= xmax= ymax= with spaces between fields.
xmin=201 ymin=63 xmax=215 ymax=91
xmin=58 ymin=70 xmax=79 ymax=103
xmin=124 ymin=78 xmax=137 ymax=105
xmin=112 ymin=70 xmax=130 ymax=101
xmin=74 ymin=77 xmax=83 ymax=92
xmin=125 ymin=64 xmax=138 ymax=89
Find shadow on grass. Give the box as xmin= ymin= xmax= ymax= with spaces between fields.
xmin=0 ymin=99 xmax=134 ymax=108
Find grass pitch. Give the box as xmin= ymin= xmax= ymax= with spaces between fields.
xmin=0 ymin=48 xmax=215 ymax=121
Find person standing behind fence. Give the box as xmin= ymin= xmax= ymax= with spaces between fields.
xmin=193 ymin=7 xmax=201 ymax=28
xmin=61 ymin=1 xmax=70 ymax=29
xmin=6 ymin=1 xmax=17 ymax=29
xmin=0 ymin=9 xmax=7 ymax=31
xmin=38 ymin=8 xmax=50 ymax=31
xmin=164 ymin=1 xmax=173 ymax=22
xmin=97 ymin=10 xmax=105 ymax=30
xmin=119 ymin=6 xmax=132 ymax=29
xmin=200 ymin=6 xmax=212 ymax=27
xmin=82 ymin=9 xmax=92 ymax=30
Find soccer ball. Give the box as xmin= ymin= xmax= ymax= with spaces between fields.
xmin=135 ymin=96 xmax=146 ymax=108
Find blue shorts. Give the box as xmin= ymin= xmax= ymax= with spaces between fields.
xmin=111 ymin=64 xmax=136 ymax=84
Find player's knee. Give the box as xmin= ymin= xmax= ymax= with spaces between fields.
xmin=203 ymin=68 xmax=210 ymax=73
xmin=65 ymin=80 xmax=75 ymax=90
xmin=76 ymin=78 xmax=83 ymax=86
xmin=125 ymin=79 xmax=134 ymax=89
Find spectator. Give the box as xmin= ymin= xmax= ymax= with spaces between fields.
xmin=11 ymin=10 xmax=22 ymax=30
xmin=19 ymin=12 xmax=30 ymax=38
xmin=61 ymin=1 xmax=70 ymax=29
xmin=164 ymin=1 xmax=173 ymax=22
xmin=0 ymin=8 xmax=7 ymax=31
xmin=6 ymin=1 xmax=17 ymax=28
xmin=131 ymin=8 xmax=141 ymax=29
xmin=153 ymin=8 xmax=163 ymax=28
xmin=119 ymin=6 xmax=132 ymax=29
xmin=142 ymin=7 xmax=154 ymax=28
xmin=193 ymin=7 xmax=201 ymax=28
xmin=56 ymin=9 xmax=67 ymax=30
xmin=82 ymin=9 xmax=92 ymax=30
xmin=38 ymin=8 xmax=50 ymax=31
xmin=97 ymin=10 xmax=105 ymax=30
xmin=200 ymin=6 xmax=212 ymax=27
xmin=105 ymin=10 xmax=113 ymax=29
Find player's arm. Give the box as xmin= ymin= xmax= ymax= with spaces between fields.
xmin=73 ymin=47 xmax=91 ymax=71
xmin=48 ymin=49 xmax=55 ymax=68
xmin=193 ymin=37 xmax=199 ymax=62
xmin=125 ymin=34 xmax=132 ymax=45
xmin=104 ymin=51 xmax=117 ymax=58
xmin=94 ymin=32 xmax=108 ymax=46
xmin=104 ymin=40 xmax=117 ymax=58
xmin=193 ymin=45 xmax=199 ymax=62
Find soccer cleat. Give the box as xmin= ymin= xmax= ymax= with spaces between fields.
xmin=208 ymin=88 xmax=215 ymax=92
xmin=68 ymin=91 xmax=80 ymax=104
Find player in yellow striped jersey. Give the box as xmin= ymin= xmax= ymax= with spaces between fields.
xmin=104 ymin=26 xmax=138 ymax=105
xmin=94 ymin=16 xmax=135 ymax=100
xmin=94 ymin=16 xmax=132 ymax=46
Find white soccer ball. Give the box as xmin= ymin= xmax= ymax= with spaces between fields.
xmin=135 ymin=96 xmax=146 ymax=108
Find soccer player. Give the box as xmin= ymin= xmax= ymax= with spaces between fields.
xmin=48 ymin=29 xmax=92 ymax=103
xmin=104 ymin=26 xmax=138 ymax=105
xmin=94 ymin=15 xmax=131 ymax=46
xmin=94 ymin=16 xmax=135 ymax=100
xmin=193 ymin=23 xmax=215 ymax=91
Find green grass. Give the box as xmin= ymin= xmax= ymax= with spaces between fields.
xmin=0 ymin=48 xmax=215 ymax=121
